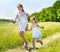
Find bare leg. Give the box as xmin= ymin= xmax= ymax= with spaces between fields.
xmin=26 ymin=24 xmax=28 ymax=31
xmin=20 ymin=31 xmax=27 ymax=48
xmin=32 ymin=38 xmax=35 ymax=49
xmin=36 ymin=39 xmax=43 ymax=45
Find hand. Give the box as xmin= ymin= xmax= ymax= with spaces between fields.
xmin=26 ymin=13 xmax=29 ymax=16
xmin=12 ymin=21 xmax=16 ymax=23
xmin=41 ymin=26 xmax=44 ymax=29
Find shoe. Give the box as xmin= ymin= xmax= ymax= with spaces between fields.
xmin=40 ymin=41 xmax=43 ymax=45
xmin=36 ymin=40 xmax=43 ymax=45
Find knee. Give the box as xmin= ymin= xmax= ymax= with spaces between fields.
xmin=20 ymin=31 xmax=24 ymax=36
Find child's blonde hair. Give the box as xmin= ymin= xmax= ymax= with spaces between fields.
xmin=30 ymin=16 xmax=37 ymax=23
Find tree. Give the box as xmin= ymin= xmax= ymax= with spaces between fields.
xmin=27 ymin=1 xmax=60 ymax=22
xmin=53 ymin=1 xmax=60 ymax=9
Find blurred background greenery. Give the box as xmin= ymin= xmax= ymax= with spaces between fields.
xmin=0 ymin=0 xmax=60 ymax=23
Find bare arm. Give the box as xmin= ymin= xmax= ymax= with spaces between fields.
xmin=37 ymin=24 xmax=44 ymax=29
xmin=12 ymin=14 xmax=18 ymax=23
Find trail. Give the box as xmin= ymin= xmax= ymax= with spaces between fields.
xmin=5 ymin=32 xmax=60 ymax=52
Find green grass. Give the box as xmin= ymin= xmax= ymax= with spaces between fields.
xmin=37 ymin=38 xmax=60 ymax=52
xmin=40 ymin=22 xmax=60 ymax=38
xmin=0 ymin=22 xmax=60 ymax=52
xmin=0 ymin=23 xmax=22 ymax=52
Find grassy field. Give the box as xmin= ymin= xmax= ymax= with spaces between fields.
xmin=37 ymin=38 xmax=60 ymax=52
xmin=0 ymin=22 xmax=60 ymax=52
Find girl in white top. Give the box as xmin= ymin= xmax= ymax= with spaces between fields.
xmin=16 ymin=10 xmax=28 ymax=32
xmin=29 ymin=16 xmax=44 ymax=49
xmin=13 ymin=4 xmax=28 ymax=48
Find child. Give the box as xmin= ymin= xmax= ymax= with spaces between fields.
xmin=13 ymin=4 xmax=28 ymax=48
xmin=29 ymin=16 xmax=44 ymax=49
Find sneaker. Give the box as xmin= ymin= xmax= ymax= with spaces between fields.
xmin=36 ymin=40 xmax=43 ymax=45
xmin=40 ymin=40 xmax=43 ymax=45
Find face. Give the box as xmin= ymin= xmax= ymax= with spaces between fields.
xmin=17 ymin=5 xmax=22 ymax=11
xmin=30 ymin=19 xmax=35 ymax=24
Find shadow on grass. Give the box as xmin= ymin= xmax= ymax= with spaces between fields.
xmin=26 ymin=47 xmax=39 ymax=52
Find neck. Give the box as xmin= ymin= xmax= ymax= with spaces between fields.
xmin=19 ymin=10 xmax=23 ymax=13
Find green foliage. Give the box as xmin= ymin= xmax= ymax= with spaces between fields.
xmin=53 ymin=0 xmax=60 ymax=9
xmin=28 ymin=1 xmax=60 ymax=22
xmin=0 ymin=19 xmax=12 ymax=23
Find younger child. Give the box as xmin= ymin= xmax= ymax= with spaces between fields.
xmin=29 ymin=16 xmax=44 ymax=49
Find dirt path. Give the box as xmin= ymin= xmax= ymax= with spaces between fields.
xmin=5 ymin=32 xmax=60 ymax=52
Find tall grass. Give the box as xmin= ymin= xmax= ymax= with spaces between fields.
xmin=37 ymin=38 xmax=60 ymax=52
xmin=40 ymin=22 xmax=60 ymax=38
xmin=0 ymin=22 xmax=60 ymax=52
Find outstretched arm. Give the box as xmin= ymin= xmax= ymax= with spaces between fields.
xmin=12 ymin=18 xmax=17 ymax=23
xmin=12 ymin=14 xmax=18 ymax=23
xmin=37 ymin=24 xmax=44 ymax=29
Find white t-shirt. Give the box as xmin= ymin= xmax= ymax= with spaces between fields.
xmin=15 ymin=12 xmax=28 ymax=25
